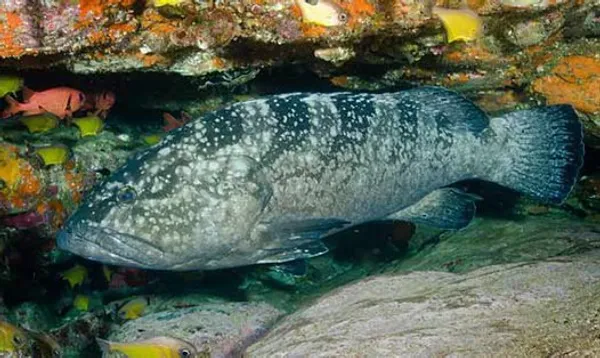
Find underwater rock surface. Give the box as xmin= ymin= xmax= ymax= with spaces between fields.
xmin=247 ymin=249 xmax=600 ymax=357
xmin=108 ymin=302 xmax=283 ymax=357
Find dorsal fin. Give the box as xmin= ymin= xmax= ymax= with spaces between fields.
xmin=22 ymin=86 xmax=35 ymax=101
xmin=407 ymin=86 xmax=489 ymax=133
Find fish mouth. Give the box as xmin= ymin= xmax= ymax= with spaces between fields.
xmin=57 ymin=222 xmax=185 ymax=270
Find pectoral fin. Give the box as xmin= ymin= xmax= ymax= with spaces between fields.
xmin=258 ymin=241 xmax=329 ymax=264
xmin=270 ymin=259 xmax=308 ymax=276
xmin=389 ymin=188 xmax=480 ymax=230
xmin=256 ymin=217 xmax=351 ymax=264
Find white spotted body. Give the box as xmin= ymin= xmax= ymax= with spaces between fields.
xmin=57 ymin=87 xmax=584 ymax=270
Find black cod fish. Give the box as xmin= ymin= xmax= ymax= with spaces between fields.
xmin=57 ymin=87 xmax=584 ymax=270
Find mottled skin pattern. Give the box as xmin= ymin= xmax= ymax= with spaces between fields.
xmin=57 ymin=87 xmax=582 ymax=270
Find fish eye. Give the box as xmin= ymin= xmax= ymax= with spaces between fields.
xmin=12 ymin=334 xmax=24 ymax=347
xmin=79 ymin=93 xmax=85 ymax=102
xmin=338 ymin=12 xmax=349 ymax=23
xmin=53 ymin=349 xmax=61 ymax=357
xmin=117 ymin=186 xmax=137 ymax=203
xmin=179 ymin=348 xmax=192 ymax=357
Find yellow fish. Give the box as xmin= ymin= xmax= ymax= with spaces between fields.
xmin=73 ymin=295 xmax=90 ymax=311
xmin=432 ymin=7 xmax=483 ymax=43
xmin=142 ymin=134 xmax=164 ymax=146
xmin=60 ymin=264 xmax=88 ymax=288
xmin=295 ymin=0 xmax=349 ymax=27
xmin=96 ymin=336 xmax=198 ymax=358
xmin=34 ymin=144 xmax=70 ymax=166
xmin=0 ymin=321 xmax=30 ymax=354
xmin=72 ymin=115 xmax=104 ymax=137
xmin=118 ymin=297 xmax=150 ymax=320
xmin=0 ymin=75 xmax=24 ymax=98
xmin=20 ymin=113 xmax=60 ymax=134
xmin=152 ymin=0 xmax=186 ymax=7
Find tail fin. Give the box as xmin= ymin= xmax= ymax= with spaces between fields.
xmin=487 ymin=105 xmax=584 ymax=204
xmin=3 ymin=95 xmax=21 ymax=118
xmin=96 ymin=338 xmax=112 ymax=355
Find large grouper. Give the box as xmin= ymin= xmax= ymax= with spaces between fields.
xmin=57 ymin=87 xmax=584 ymax=270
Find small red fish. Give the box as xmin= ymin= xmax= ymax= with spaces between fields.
xmin=82 ymin=91 xmax=115 ymax=118
xmin=163 ymin=111 xmax=192 ymax=132
xmin=2 ymin=86 xmax=85 ymax=119
xmin=108 ymin=268 xmax=148 ymax=289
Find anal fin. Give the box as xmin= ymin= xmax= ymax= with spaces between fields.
xmin=388 ymin=188 xmax=480 ymax=230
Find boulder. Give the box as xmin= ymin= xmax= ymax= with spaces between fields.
xmin=247 ymin=250 xmax=600 ymax=357
xmin=109 ymin=301 xmax=283 ymax=357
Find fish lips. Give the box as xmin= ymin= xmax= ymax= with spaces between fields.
xmin=57 ymin=222 xmax=182 ymax=270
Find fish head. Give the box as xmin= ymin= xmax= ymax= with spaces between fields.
xmin=58 ymin=140 xmax=273 ymax=270
xmin=97 ymin=91 xmax=116 ymax=110
xmin=72 ymin=90 xmax=86 ymax=111
xmin=61 ymin=88 xmax=86 ymax=112
xmin=143 ymin=336 xmax=197 ymax=357
xmin=0 ymin=322 xmax=28 ymax=352
xmin=295 ymin=0 xmax=349 ymax=27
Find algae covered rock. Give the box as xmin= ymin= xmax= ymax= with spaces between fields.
xmin=247 ymin=249 xmax=600 ymax=357
xmin=109 ymin=302 xmax=283 ymax=357
xmin=393 ymin=215 xmax=600 ymax=274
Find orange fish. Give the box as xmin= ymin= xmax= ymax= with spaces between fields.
xmin=82 ymin=91 xmax=116 ymax=118
xmin=163 ymin=111 xmax=192 ymax=132
xmin=2 ymin=86 xmax=85 ymax=119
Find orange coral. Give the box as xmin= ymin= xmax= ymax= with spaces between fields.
xmin=442 ymin=72 xmax=471 ymax=86
xmin=0 ymin=144 xmax=40 ymax=197
xmin=87 ymin=30 xmax=108 ymax=45
xmin=466 ymin=0 xmax=487 ymax=11
xmin=330 ymin=75 xmax=350 ymax=86
xmin=300 ymin=23 xmax=327 ymax=38
xmin=342 ymin=0 xmax=375 ymax=17
xmin=0 ymin=11 xmax=28 ymax=58
xmin=0 ymin=144 xmax=42 ymax=213
xmin=532 ymin=56 xmax=600 ymax=114
xmin=84 ymin=22 xmax=136 ymax=44
xmin=48 ymin=200 xmax=66 ymax=227
xmin=17 ymin=163 xmax=42 ymax=197
xmin=134 ymin=53 xmax=170 ymax=67
xmin=141 ymin=10 xmax=179 ymax=36
xmin=35 ymin=199 xmax=66 ymax=229
xmin=65 ymin=170 xmax=85 ymax=204
xmin=108 ymin=23 xmax=137 ymax=41
xmin=79 ymin=0 xmax=136 ymax=20
xmin=290 ymin=3 xmax=303 ymax=18
xmin=444 ymin=44 xmax=498 ymax=64
xmin=211 ymin=57 xmax=227 ymax=69
xmin=341 ymin=0 xmax=375 ymax=27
